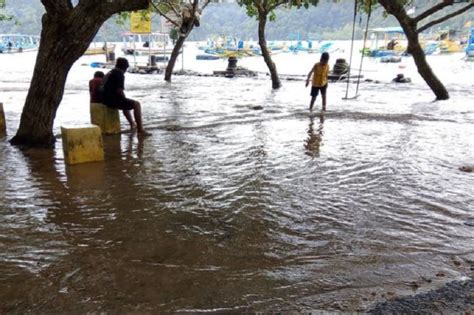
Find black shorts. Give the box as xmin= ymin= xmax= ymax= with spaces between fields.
xmin=311 ymin=85 xmax=327 ymax=97
xmin=106 ymin=98 xmax=136 ymax=111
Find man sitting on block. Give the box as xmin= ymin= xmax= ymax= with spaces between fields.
xmin=101 ymin=57 xmax=150 ymax=136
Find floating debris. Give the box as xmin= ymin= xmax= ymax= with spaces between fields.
xmin=459 ymin=166 xmax=474 ymax=173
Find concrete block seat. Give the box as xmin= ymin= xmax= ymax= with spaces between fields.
xmin=90 ymin=102 xmax=120 ymax=135
xmin=61 ymin=124 xmax=104 ymax=165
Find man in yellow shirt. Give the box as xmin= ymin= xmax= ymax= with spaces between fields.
xmin=306 ymin=52 xmax=330 ymax=111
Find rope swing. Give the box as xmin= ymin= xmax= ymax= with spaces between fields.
xmin=355 ymin=0 xmax=372 ymax=96
xmin=343 ymin=0 xmax=372 ymax=100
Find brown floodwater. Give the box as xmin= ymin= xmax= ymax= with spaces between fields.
xmin=1 ymin=45 xmax=474 ymax=312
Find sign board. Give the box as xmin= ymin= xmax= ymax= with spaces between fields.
xmin=130 ymin=11 xmax=152 ymax=34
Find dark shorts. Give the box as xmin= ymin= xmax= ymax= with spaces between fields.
xmin=106 ymin=98 xmax=136 ymax=111
xmin=311 ymin=84 xmax=328 ymax=97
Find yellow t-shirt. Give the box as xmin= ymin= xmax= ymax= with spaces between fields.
xmin=312 ymin=62 xmax=329 ymax=87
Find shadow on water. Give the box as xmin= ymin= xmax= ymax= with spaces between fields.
xmin=1 ymin=132 xmax=302 ymax=313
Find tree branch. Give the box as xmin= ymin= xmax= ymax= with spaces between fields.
xmin=102 ymin=0 xmax=150 ymax=15
xmin=40 ymin=0 xmax=72 ymax=15
xmin=417 ymin=2 xmax=474 ymax=33
xmin=413 ymin=0 xmax=454 ymax=23
xmin=201 ymin=0 xmax=211 ymax=10
xmin=269 ymin=0 xmax=287 ymax=12
xmin=166 ymin=2 xmax=181 ymax=17
xmin=151 ymin=1 xmax=180 ymax=26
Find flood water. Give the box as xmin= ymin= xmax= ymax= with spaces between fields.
xmin=1 ymin=41 xmax=474 ymax=312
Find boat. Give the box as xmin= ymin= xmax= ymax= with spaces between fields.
xmin=287 ymin=39 xmax=334 ymax=54
xmin=380 ymin=55 xmax=402 ymax=63
xmin=196 ymin=54 xmax=220 ymax=60
xmin=121 ymin=32 xmax=175 ymax=56
xmin=465 ymin=27 xmax=474 ymax=60
xmin=0 ymin=34 xmax=40 ymax=53
xmin=199 ymin=36 xmax=256 ymax=58
xmin=84 ymin=42 xmax=116 ymax=56
xmin=363 ymin=27 xmax=406 ymax=57
xmin=435 ymin=29 xmax=464 ymax=54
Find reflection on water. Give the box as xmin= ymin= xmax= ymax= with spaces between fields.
xmin=305 ymin=113 xmax=324 ymax=158
xmin=1 ymin=48 xmax=474 ymax=312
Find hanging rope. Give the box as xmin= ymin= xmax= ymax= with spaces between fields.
xmin=343 ymin=0 xmax=358 ymax=99
xmin=355 ymin=0 xmax=372 ymax=96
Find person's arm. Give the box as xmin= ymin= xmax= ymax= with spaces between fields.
xmin=117 ymin=72 xmax=126 ymax=98
xmin=306 ymin=66 xmax=314 ymax=87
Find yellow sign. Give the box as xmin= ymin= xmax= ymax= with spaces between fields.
xmin=130 ymin=11 xmax=152 ymax=34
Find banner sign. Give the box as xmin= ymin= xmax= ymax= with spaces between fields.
xmin=130 ymin=11 xmax=152 ymax=34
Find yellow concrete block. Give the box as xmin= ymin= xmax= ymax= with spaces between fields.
xmin=61 ymin=124 xmax=104 ymax=165
xmin=0 ymin=102 xmax=6 ymax=136
xmin=90 ymin=102 xmax=120 ymax=134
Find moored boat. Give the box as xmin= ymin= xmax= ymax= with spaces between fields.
xmin=122 ymin=32 xmax=175 ymax=56
xmin=363 ymin=27 xmax=406 ymax=58
xmin=0 ymin=34 xmax=40 ymax=53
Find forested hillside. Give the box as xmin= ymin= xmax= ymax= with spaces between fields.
xmin=0 ymin=0 xmax=472 ymax=40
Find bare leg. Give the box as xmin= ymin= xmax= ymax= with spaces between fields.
xmin=132 ymin=101 xmax=150 ymax=136
xmin=309 ymin=96 xmax=317 ymax=111
xmin=322 ymin=93 xmax=327 ymax=111
xmin=122 ymin=110 xmax=136 ymax=130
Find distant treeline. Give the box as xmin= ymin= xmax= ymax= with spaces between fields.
xmin=0 ymin=0 xmax=472 ymax=40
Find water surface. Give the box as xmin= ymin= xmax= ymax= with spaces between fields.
xmin=1 ymin=42 xmax=473 ymax=312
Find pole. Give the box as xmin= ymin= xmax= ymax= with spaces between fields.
xmin=355 ymin=0 xmax=372 ymax=96
xmin=181 ymin=44 xmax=184 ymax=71
xmin=344 ymin=0 xmax=358 ymax=99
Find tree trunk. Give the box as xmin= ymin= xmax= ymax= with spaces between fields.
xmin=405 ymin=31 xmax=449 ymax=100
xmin=10 ymin=15 xmax=102 ymax=147
xmin=378 ymin=0 xmax=449 ymax=100
xmin=165 ymin=34 xmax=187 ymax=82
xmin=10 ymin=0 xmax=149 ymax=148
xmin=258 ymin=13 xmax=281 ymax=89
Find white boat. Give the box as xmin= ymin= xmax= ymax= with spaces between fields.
xmin=0 ymin=34 xmax=40 ymax=53
xmin=121 ymin=32 xmax=175 ymax=56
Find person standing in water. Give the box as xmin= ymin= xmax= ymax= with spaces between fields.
xmin=102 ymin=57 xmax=150 ymax=136
xmin=306 ymin=52 xmax=330 ymax=111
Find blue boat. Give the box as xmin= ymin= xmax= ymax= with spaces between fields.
xmin=196 ymin=54 xmax=220 ymax=60
xmin=0 ymin=34 xmax=40 ymax=53
xmin=465 ymin=27 xmax=474 ymax=60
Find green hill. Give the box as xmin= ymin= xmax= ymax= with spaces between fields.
xmin=0 ymin=0 xmax=472 ymax=40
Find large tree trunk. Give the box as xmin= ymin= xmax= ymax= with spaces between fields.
xmin=405 ymin=30 xmax=449 ymax=100
xmin=378 ymin=0 xmax=449 ymax=100
xmin=10 ymin=17 xmax=93 ymax=147
xmin=258 ymin=13 xmax=281 ymax=89
xmin=10 ymin=0 xmax=148 ymax=148
xmin=165 ymin=34 xmax=187 ymax=82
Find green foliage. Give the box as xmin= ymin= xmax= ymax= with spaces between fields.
xmin=237 ymin=0 xmax=319 ymax=21
xmin=0 ymin=0 xmax=14 ymax=22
